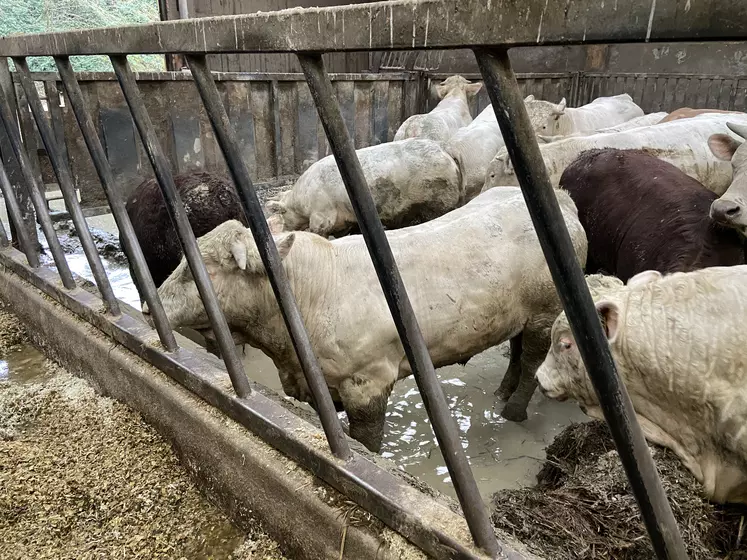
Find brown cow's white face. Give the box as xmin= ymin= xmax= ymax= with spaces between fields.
xmin=708 ymin=123 xmax=747 ymax=236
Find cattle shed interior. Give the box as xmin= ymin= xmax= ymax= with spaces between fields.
xmin=0 ymin=0 xmax=747 ymax=559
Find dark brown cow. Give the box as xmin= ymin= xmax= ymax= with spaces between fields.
xmin=559 ymin=149 xmax=745 ymax=283
xmin=123 ymin=172 xmax=248 ymax=295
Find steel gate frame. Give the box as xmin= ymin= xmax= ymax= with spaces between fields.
xmin=1 ymin=0 xmax=745 ymax=557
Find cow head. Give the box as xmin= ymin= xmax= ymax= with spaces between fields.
xmin=143 ymin=220 xmax=295 ymax=331
xmin=708 ymin=122 xmax=747 ymax=236
xmin=265 ymin=191 xmax=309 ymax=232
xmin=524 ymin=96 xmax=567 ymax=136
xmin=435 ymin=75 xmax=482 ymax=100
xmin=482 ymin=149 xmax=518 ymax=191
xmin=536 ymin=274 xmax=625 ymax=406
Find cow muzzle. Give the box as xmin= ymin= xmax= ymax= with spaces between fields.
xmin=710 ymin=198 xmax=744 ymax=227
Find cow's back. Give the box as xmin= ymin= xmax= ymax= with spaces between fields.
xmin=560 ymin=149 xmax=745 ymax=282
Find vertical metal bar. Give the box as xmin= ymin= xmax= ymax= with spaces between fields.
xmin=185 ymin=54 xmax=351 ymax=460
xmin=473 ymin=48 xmax=688 ymax=560
xmin=0 ymin=62 xmax=75 ymax=289
xmin=0 ymin=160 xmax=39 ymax=266
xmin=55 ymin=56 xmax=178 ymax=352
xmin=0 ymin=56 xmax=39 ymax=252
xmin=0 ymin=212 xmax=8 ymax=248
xmin=13 ymin=57 xmax=121 ymax=316
xmin=297 ymin=53 xmax=499 ymax=556
xmin=110 ymin=54 xmax=251 ymax=398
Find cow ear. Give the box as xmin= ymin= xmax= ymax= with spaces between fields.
xmin=276 ymin=233 xmax=295 ymax=260
xmin=708 ymin=133 xmax=741 ymax=161
xmin=553 ymin=98 xmax=567 ymax=115
xmin=230 ymin=239 xmax=248 ymax=271
xmin=465 ymin=82 xmax=482 ymax=96
xmin=267 ymin=213 xmax=285 ymax=234
xmin=596 ymin=300 xmax=620 ymax=342
xmin=435 ymin=84 xmax=448 ymax=99
xmin=524 ymin=94 xmax=535 ymax=102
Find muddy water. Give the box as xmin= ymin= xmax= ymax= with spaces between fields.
xmin=3 ymin=210 xmax=589 ymax=502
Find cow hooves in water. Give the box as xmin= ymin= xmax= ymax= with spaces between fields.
xmin=500 ymin=402 xmax=528 ymax=423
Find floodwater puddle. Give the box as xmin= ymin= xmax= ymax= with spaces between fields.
xmin=0 ymin=344 xmax=50 ymax=384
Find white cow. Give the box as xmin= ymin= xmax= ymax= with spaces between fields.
xmin=525 ymin=94 xmax=643 ymax=137
xmin=445 ymin=105 xmax=506 ymax=201
xmin=537 ymin=112 xmax=668 ymax=142
xmin=394 ymin=75 xmax=482 ymax=143
xmin=483 ymin=113 xmax=747 ymax=194
xmin=265 ymin=138 xmax=461 ymax=237
xmin=148 ymin=187 xmax=589 ymax=451
xmin=537 ymin=266 xmax=747 ymax=504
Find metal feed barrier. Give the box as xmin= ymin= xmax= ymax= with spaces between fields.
xmin=1 ymin=0 xmax=745 ymax=557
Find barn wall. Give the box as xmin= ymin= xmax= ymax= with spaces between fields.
xmin=13 ymin=70 xmax=747 ymax=211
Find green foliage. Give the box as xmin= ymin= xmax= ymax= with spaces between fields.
xmin=0 ymin=0 xmax=165 ymax=72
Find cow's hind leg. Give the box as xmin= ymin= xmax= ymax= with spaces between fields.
xmin=494 ymin=333 xmax=523 ymax=400
xmin=339 ymin=373 xmax=395 ymax=453
xmin=501 ymin=321 xmax=550 ymax=422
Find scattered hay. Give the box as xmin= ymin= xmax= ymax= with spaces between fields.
xmin=0 ymin=308 xmax=286 ymax=560
xmin=0 ymin=303 xmax=30 ymax=353
xmin=491 ymin=421 xmax=747 ymax=560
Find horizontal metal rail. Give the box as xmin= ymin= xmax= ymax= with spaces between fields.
xmin=185 ymin=53 xmax=351 ymax=460
xmin=0 ymin=0 xmax=744 ymax=56
xmin=54 ymin=56 xmax=178 ymax=351
xmin=110 ymin=54 xmax=252 ymax=397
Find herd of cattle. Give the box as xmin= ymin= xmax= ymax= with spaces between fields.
xmin=124 ymin=74 xmax=747 ymax=504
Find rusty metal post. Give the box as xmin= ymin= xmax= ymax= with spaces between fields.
xmin=0 ymin=61 xmax=75 ymax=289
xmin=0 ymin=160 xmax=39 ymax=265
xmin=474 ymin=47 xmax=688 ymax=560
xmin=13 ymin=57 xmax=120 ymax=316
xmin=185 ymin=54 xmax=351 ymax=460
xmin=110 ymin=54 xmax=251 ymax=398
xmin=0 ymin=56 xmax=38 ymax=252
xmin=55 ymin=56 xmax=178 ymax=350
xmin=297 ymin=52 xmax=499 ymax=557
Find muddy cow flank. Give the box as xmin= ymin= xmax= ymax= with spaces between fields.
xmin=265 ymin=138 xmax=461 ymax=237
xmin=537 ymin=266 xmax=747 ymax=504
xmin=123 ymin=172 xmax=248 ymax=294
xmin=559 ymin=149 xmax=745 ymax=282
xmin=394 ymin=75 xmax=482 ymax=143
xmin=147 ymin=187 xmax=588 ymax=451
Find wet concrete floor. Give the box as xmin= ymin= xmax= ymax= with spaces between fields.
xmin=2 ymin=204 xmax=589 ymax=503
